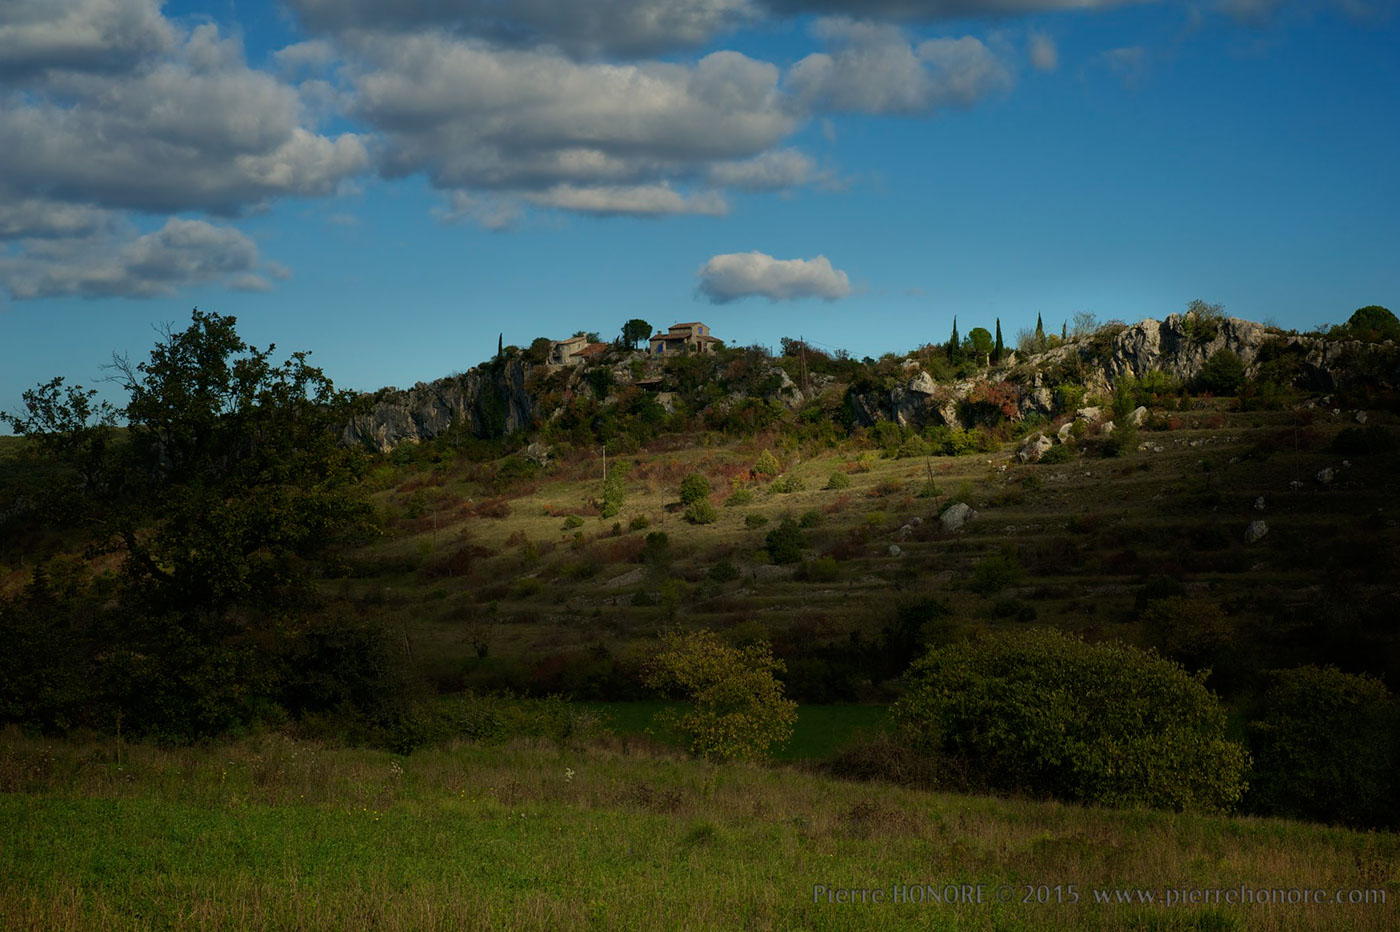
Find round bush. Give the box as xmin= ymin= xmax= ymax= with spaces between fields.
xmin=684 ymin=499 xmax=718 ymax=525
xmin=893 ymin=628 xmax=1249 ymax=812
xmin=1247 ymin=665 xmax=1397 ymax=827
xmin=679 ymin=472 xmax=711 ymax=506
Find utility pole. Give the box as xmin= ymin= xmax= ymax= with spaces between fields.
xmin=800 ymin=334 xmax=809 ymax=397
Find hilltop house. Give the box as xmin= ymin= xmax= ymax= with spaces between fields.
xmin=549 ymin=335 xmax=609 ymax=367
xmin=649 ymin=322 xmax=718 ymax=356
xmin=549 ymin=335 xmax=587 ymax=366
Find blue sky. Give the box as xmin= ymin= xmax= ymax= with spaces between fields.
xmin=2 ymin=0 xmax=1397 ymax=417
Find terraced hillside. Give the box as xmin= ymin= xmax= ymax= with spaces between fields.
xmin=330 ymin=394 xmax=1398 ymax=702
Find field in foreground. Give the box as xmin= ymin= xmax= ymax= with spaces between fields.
xmin=2 ymin=731 xmax=1395 ymax=931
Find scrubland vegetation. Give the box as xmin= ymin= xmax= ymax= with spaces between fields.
xmin=2 ymin=303 xmax=1399 ymax=928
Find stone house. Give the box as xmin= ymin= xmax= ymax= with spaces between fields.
xmin=649 ymin=322 xmax=719 ymax=355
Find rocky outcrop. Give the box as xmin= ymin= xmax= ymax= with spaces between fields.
xmin=940 ymin=502 xmax=978 ymax=532
xmin=342 ymin=359 xmax=535 ymax=452
xmin=843 ymin=315 xmax=1396 ymax=432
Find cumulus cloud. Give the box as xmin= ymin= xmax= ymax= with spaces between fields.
xmin=697 ymin=251 xmax=852 ymax=303
xmin=286 ymin=0 xmax=757 ymax=57
xmin=766 ymin=1 xmax=1141 ymax=17
xmin=1029 ymin=32 xmax=1059 ymax=71
xmin=0 ymin=218 xmax=266 ymax=300
xmin=0 ymin=0 xmax=174 ymax=81
xmin=0 ymin=25 xmax=368 ymax=217
xmin=346 ymin=34 xmax=796 ymax=213
xmin=788 ymin=19 xmax=1013 ymax=114
xmin=0 ymin=199 xmax=117 ymax=240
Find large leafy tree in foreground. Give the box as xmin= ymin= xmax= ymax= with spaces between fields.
xmin=1 ymin=310 xmax=384 ymax=740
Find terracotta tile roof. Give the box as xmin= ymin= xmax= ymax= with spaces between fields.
xmin=575 ymin=342 xmax=610 ymax=359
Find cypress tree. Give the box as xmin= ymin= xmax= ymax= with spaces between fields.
xmin=994 ymin=318 xmax=1004 ymax=362
xmin=1061 ymin=321 xmax=1068 ymax=341
xmin=497 ymin=333 xmax=503 ymax=360
xmin=948 ymin=316 xmax=960 ymax=357
xmin=1035 ymin=313 xmax=1044 ymax=340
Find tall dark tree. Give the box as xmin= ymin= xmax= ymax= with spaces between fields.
xmin=1035 ymin=313 xmax=1045 ymax=342
xmin=3 ymin=310 xmax=386 ymax=741
xmin=994 ymin=318 xmax=1004 ymax=362
xmin=621 ymin=318 xmax=653 ymax=350
xmin=947 ymin=316 xmax=960 ymax=358
xmin=1061 ymin=321 xmax=1068 ymax=341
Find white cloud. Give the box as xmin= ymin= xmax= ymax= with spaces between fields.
xmin=0 ymin=199 xmax=116 ymax=240
xmin=0 ymin=0 xmax=174 ymax=81
xmin=348 ymin=35 xmax=797 ymax=213
xmin=788 ymin=19 xmax=1013 ymax=114
xmin=0 ymin=24 xmax=369 ymax=216
xmin=697 ymin=251 xmax=852 ymax=302
xmin=706 ymin=149 xmax=818 ymax=190
xmin=285 ymin=0 xmax=757 ymax=57
xmin=527 ymin=184 xmax=729 ymax=217
xmin=1029 ymin=32 xmax=1059 ymax=71
xmin=0 ymin=218 xmax=267 ymax=300
xmin=766 ymin=1 xmax=1142 ymax=17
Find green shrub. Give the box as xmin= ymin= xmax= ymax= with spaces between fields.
xmin=628 ymin=515 xmax=650 ymax=532
xmin=770 ymin=474 xmax=805 ymax=493
xmin=968 ymin=553 xmax=1022 ymax=595
xmin=798 ymin=509 xmax=822 ymax=528
xmin=684 ymin=499 xmax=718 ymax=525
xmin=679 ymin=472 xmax=711 ymax=505
xmin=798 ymin=556 xmax=839 ymax=582
xmin=1248 ymin=665 xmax=1398 ymax=827
xmin=708 ymin=559 xmax=741 ymax=583
xmin=865 ymin=510 xmax=888 ymax=526
xmin=744 ymin=513 xmax=769 ymax=529
xmin=764 ymin=518 xmax=806 ymax=565
xmin=562 ymin=515 xmax=584 ymax=530
xmin=404 ymin=490 xmax=429 ymax=519
xmin=1038 ymin=442 xmax=1074 ymax=464
xmin=825 ymin=471 xmax=852 ymax=490
xmin=601 ymin=465 xmax=626 ymax=518
xmin=725 ymin=488 xmax=755 ymax=506
xmin=753 ymin=449 xmax=781 ymax=477
xmin=1196 ymin=348 xmax=1246 ymax=395
xmin=643 ymin=627 xmax=797 ymax=762
xmin=1139 ymin=597 xmax=1232 ymax=668
xmin=1331 ymin=425 xmax=1394 ymax=455
xmin=893 ymin=628 xmax=1250 ymax=812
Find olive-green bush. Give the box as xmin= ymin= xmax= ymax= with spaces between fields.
xmin=1247 ymin=665 xmax=1398 ymax=828
xmin=893 ymin=628 xmax=1249 ymax=812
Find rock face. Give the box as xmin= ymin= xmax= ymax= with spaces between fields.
xmin=342 ymin=359 xmax=535 ymax=452
xmin=1018 ymin=432 xmax=1053 ymax=463
xmin=845 ymin=314 xmax=1396 ymax=432
xmin=940 ymin=502 xmax=978 ymax=531
xmin=1245 ymin=520 xmax=1269 ymax=544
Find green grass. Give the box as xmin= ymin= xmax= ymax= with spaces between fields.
xmin=2 ymin=731 xmax=1395 ymax=931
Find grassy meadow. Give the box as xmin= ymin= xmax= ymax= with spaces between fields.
xmin=2 ymin=729 xmax=1396 ymax=931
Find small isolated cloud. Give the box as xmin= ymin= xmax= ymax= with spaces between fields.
xmin=1101 ymin=45 xmax=1147 ymax=87
xmin=526 ymin=184 xmax=728 ymax=218
xmin=1029 ymin=33 xmax=1058 ymax=71
xmin=697 ymin=251 xmax=852 ymax=303
xmin=706 ymin=149 xmax=817 ymax=191
xmin=0 ymin=217 xmax=265 ymax=300
xmin=431 ymin=190 xmax=524 ymax=231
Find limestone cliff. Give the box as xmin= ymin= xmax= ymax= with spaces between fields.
xmin=341 ymin=359 xmax=535 ymax=452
